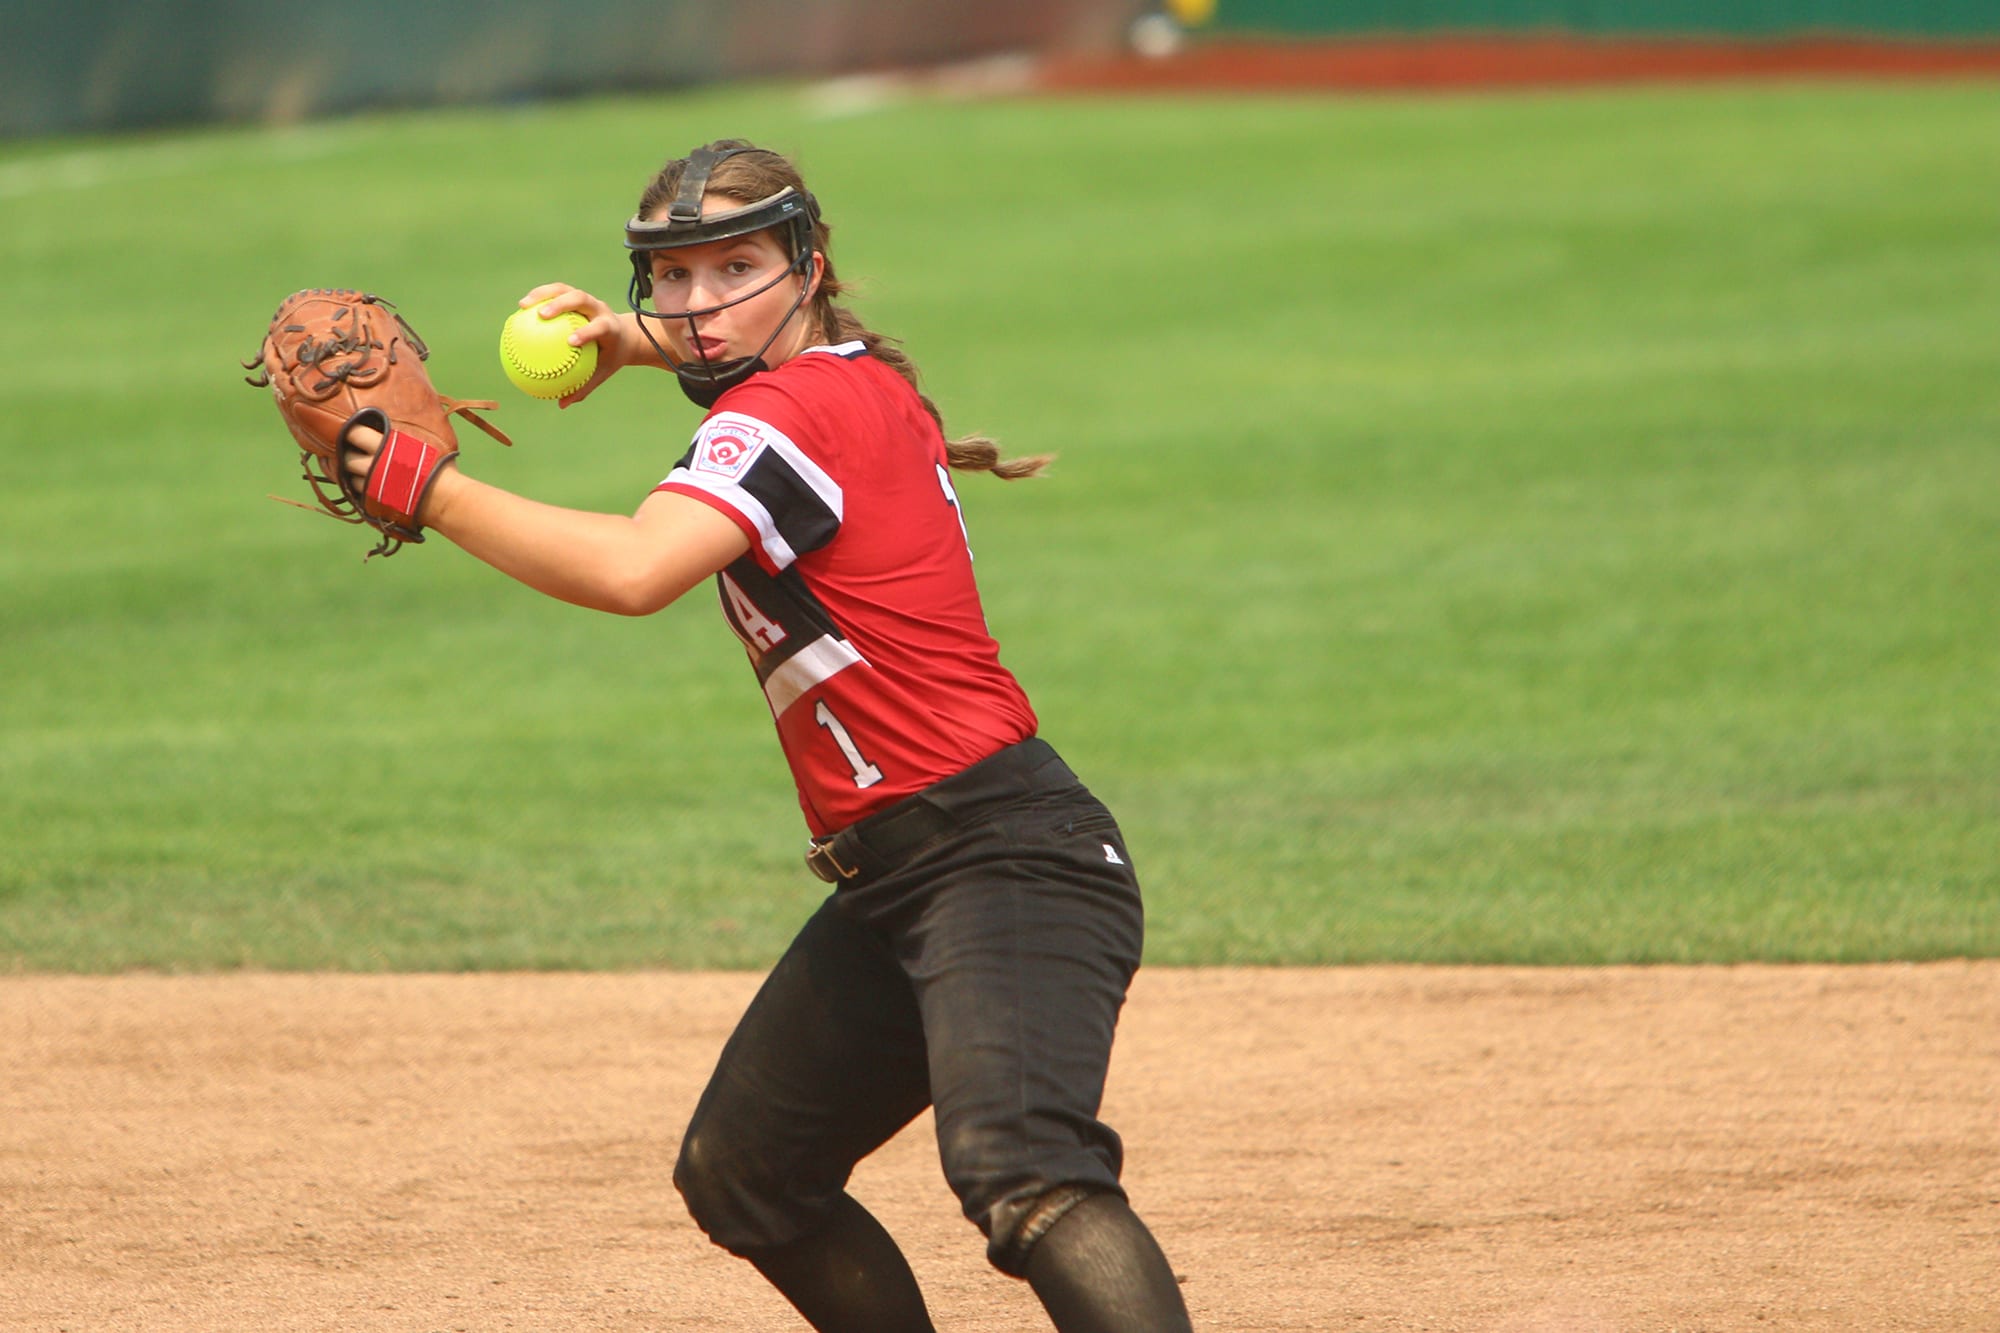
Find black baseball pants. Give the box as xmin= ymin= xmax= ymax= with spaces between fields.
xmin=672 ymin=739 xmax=1145 ymax=1274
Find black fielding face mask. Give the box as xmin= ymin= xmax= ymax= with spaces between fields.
xmin=623 ymin=146 xmax=822 ymax=409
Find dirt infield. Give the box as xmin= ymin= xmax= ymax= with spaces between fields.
xmin=4 ymin=964 xmax=1994 ymax=1331
xmin=1036 ymin=35 xmax=2000 ymax=93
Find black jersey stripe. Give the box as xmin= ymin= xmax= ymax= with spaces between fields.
xmin=739 ymin=449 xmax=840 ymax=560
xmin=719 ymin=557 xmax=853 ymax=690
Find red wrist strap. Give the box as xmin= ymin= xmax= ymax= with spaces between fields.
xmin=364 ymin=429 xmax=453 ymax=526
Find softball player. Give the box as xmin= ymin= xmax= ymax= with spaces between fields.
xmin=345 ymin=140 xmax=1194 ymax=1333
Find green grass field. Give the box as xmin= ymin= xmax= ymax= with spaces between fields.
xmin=3 ymin=80 xmax=1996 ymax=970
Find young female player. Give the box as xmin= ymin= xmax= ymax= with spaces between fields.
xmin=343 ymin=140 xmax=1195 ymax=1333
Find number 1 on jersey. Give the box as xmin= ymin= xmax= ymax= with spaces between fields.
xmin=814 ymin=700 xmax=883 ymax=789
xmin=937 ymin=463 xmax=972 ymax=556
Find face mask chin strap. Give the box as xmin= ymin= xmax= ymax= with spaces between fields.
xmin=627 ymin=247 xmax=817 ymax=409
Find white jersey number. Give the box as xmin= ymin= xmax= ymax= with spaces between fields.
xmin=721 ymin=571 xmax=787 ymax=655
xmin=814 ymin=700 xmax=884 ymax=789
xmin=937 ymin=463 xmax=972 ymax=557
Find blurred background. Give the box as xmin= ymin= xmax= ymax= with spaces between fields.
xmin=6 ymin=0 xmax=1998 ymax=139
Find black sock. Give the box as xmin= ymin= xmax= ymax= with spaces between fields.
xmin=1024 ymin=1192 xmax=1194 ymax=1333
xmin=744 ymin=1192 xmax=937 ymax=1333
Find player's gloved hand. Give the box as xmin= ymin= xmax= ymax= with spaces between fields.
xmin=516 ymin=283 xmax=661 ymax=407
xmin=339 ymin=413 xmax=458 ymax=534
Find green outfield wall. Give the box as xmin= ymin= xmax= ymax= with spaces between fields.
xmin=0 ymin=0 xmax=1141 ymax=140
xmin=1200 ymin=1 xmax=2000 ymax=38
xmin=7 ymin=2 xmax=1995 ymax=140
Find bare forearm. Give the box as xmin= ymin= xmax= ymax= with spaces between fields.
xmin=424 ymin=470 xmax=727 ymax=616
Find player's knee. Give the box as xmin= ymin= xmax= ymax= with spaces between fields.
xmin=986 ymin=1183 xmax=1107 ymax=1276
xmin=672 ymin=1121 xmax=773 ymax=1251
xmin=670 ymin=1123 xmax=725 ymax=1231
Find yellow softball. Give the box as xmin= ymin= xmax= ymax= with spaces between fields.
xmin=500 ymin=306 xmax=596 ymax=400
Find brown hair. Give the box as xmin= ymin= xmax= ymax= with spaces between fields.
xmin=636 ymin=140 xmax=1052 ymax=480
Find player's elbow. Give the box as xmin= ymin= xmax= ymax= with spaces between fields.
xmin=592 ymin=562 xmax=700 ymax=618
xmin=592 ymin=579 xmax=674 ymax=618
xmin=578 ymin=499 xmax=742 ymax=617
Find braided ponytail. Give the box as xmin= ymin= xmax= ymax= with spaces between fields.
xmin=822 ymin=308 xmax=1053 ymax=480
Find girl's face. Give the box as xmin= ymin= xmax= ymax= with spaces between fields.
xmin=644 ymin=195 xmax=821 ymax=370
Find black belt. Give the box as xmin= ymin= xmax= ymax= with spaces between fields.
xmin=806 ymin=737 xmax=1070 ymax=885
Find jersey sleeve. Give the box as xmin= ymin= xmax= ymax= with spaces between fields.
xmin=657 ymin=409 xmax=843 ymax=573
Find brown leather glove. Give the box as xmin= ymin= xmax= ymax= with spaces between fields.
xmin=245 ymin=289 xmax=510 ymax=558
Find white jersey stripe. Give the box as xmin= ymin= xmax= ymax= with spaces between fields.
xmin=661 ymin=410 xmax=842 ymax=571
xmin=762 ymin=634 xmax=865 ymax=717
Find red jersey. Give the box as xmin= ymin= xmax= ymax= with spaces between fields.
xmin=655 ymin=343 xmax=1038 ymax=836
